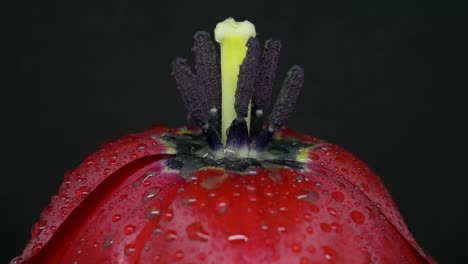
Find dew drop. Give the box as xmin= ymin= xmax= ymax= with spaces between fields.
xmin=322 ymin=246 xmax=337 ymax=262
xmin=291 ymin=242 xmax=302 ymax=253
xmin=297 ymin=190 xmax=319 ymax=203
xmin=246 ymin=166 xmax=261 ymax=175
xmin=331 ymin=191 xmax=344 ymax=203
xmin=350 ymin=211 xmax=366 ymax=224
xmin=137 ymin=143 xmax=147 ymax=150
xmin=186 ymin=222 xmax=210 ymax=241
xmin=172 ymin=250 xmax=184 ymax=261
xmin=152 ymin=226 xmax=162 ymax=236
xmin=112 ymin=214 xmax=121 ymax=222
xmin=227 ymin=234 xmax=248 ymax=244
xmin=216 ymin=202 xmax=229 ymax=214
xmin=9 ymin=256 xmax=23 ymax=264
xmin=31 ymin=220 xmax=47 ymax=238
xmin=246 ymin=185 xmax=256 ymax=192
xmin=304 ymin=213 xmax=312 ymax=221
xmin=165 ymin=230 xmax=178 ymax=241
xmin=124 ymin=244 xmax=136 ymax=256
xmin=327 ymin=207 xmax=338 ymax=217
xmin=182 ymin=197 xmax=198 ymax=206
xmin=331 ymin=222 xmax=343 ymax=233
xmin=31 ymin=243 xmax=43 ymax=254
xmin=143 ymin=188 xmax=161 ymax=202
xmin=295 ymin=174 xmax=305 ymax=182
xmin=277 ymin=226 xmax=286 ymax=232
xmin=124 ymin=225 xmax=136 ymax=235
xmin=103 ymin=237 xmax=114 ymax=248
xmin=75 ymin=186 xmax=91 ymax=198
xmin=163 ymin=209 xmax=174 ymax=221
xmin=306 ymin=226 xmax=314 ymax=234
xmin=145 ymin=206 xmax=161 ymax=220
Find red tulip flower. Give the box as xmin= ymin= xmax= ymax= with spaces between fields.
xmin=12 ymin=18 xmax=435 ymax=264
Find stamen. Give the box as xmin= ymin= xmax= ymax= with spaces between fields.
xmin=192 ymin=31 xmax=221 ymax=109
xmin=173 ymin=18 xmax=304 ymax=155
xmin=269 ymin=65 xmax=304 ymax=128
xmin=252 ymin=38 xmax=281 ymax=112
xmin=204 ymin=124 xmax=223 ymax=151
xmin=226 ymin=118 xmax=249 ymax=154
xmin=250 ymin=38 xmax=281 ymax=138
xmin=234 ymin=37 xmax=260 ymax=118
xmin=171 ymin=57 xmax=209 ymax=126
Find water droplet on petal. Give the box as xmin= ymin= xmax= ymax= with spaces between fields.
xmin=173 ymin=250 xmax=184 ymax=261
xmin=182 ymin=197 xmax=198 ymax=206
xmin=291 ymin=242 xmax=302 ymax=253
xmin=186 ymin=222 xmax=210 ymax=241
xmin=297 ymin=190 xmax=319 ymax=202
xmin=145 ymin=206 xmax=161 ymax=220
xmin=143 ymin=188 xmax=161 ymax=202
xmin=216 ymin=202 xmax=229 ymax=214
xmin=163 ymin=209 xmax=174 ymax=221
xmin=137 ymin=143 xmax=147 ymax=150
xmin=31 ymin=243 xmax=43 ymax=254
xmin=112 ymin=214 xmax=121 ymax=222
xmin=228 ymin=234 xmax=248 ymax=244
xmin=331 ymin=191 xmax=344 ymax=203
xmin=75 ymin=186 xmax=91 ymax=198
xmin=9 ymin=256 xmax=23 ymax=264
xmin=331 ymin=222 xmax=343 ymax=233
xmin=124 ymin=244 xmax=136 ymax=256
xmin=152 ymin=226 xmax=162 ymax=235
xmin=327 ymin=207 xmax=338 ymax=217
xmin=165 ymin=230 xmax=178 ymax=241
xmin=31 ymin=220 xmax=47 ymax=238
xmin=350 ymin=211 xmax=366 ymax=224
xmin=322 ymin=246 xmax=337 ymax=262
xmin=103 ymin=237 xmax=114 ymax=248
xmin=295 ymin=174 xmax=305 ymax=182
xmin=124 ymin=225 xmax=136 ymax=235
xmin=246 ymin=185 xmax=256 ymax=192
xmin=277 ymin=226 xmax=286 ymax=232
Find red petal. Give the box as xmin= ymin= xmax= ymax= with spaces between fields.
xmin=15 ymin=126 xmax=435 ymax=264
xmin=17 ymin=125 xmax=189 ymax=262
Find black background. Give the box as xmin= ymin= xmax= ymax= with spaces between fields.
xmin=3 ymin=0 xmax=467 ymax=263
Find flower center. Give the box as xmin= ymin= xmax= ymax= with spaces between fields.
xmin=172 ymin=18 xmax=304 ymax=158
xmin=159 ymin=132 xmax=313 ymax=178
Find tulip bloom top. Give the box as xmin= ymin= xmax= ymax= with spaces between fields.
xmin=12 ymin=18 xmax=435 ymax=264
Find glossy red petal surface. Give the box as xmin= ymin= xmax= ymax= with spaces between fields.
xmin=14 ymin=126 xmax=434 ymax=264
xmin=16 ymin=125 xmax=190 ymax=262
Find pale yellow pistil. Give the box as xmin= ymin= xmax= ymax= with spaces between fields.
xmin=214 ymin=18 xmax=256 ymax=145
